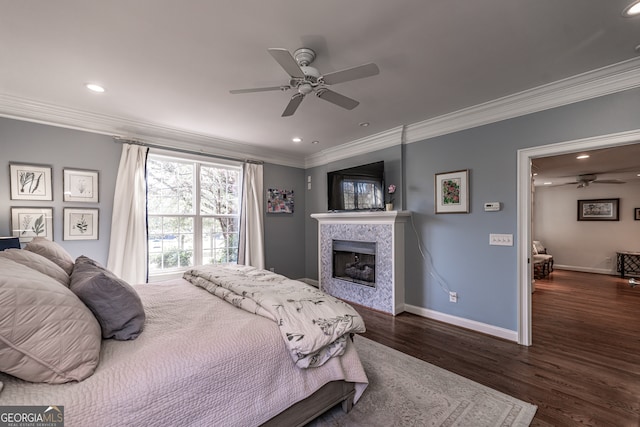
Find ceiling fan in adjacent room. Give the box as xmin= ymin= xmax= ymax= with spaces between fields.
xmin=566 ymin=173 xmax=626 ymax=188
xmin=229 ymin=47 xmax=379 ymax=117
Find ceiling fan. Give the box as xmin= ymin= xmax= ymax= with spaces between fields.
xmin=229 ymin=47 xmax=379 ymax=117
xmin=567 ymin=173 xmax=626 ymax=188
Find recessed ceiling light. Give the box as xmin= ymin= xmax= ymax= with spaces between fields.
xmin=543 ymin=182 xmax=553 ymax=185
xmin=533 ymin=173 xmax=538 ymax=176
xmin=623 ymin=0 xmax=640 ymax=16
xmin=359 ymin=122 xmax=370 ymax=127
xmin=292 ymin=137 xmax=302 ymax=143
xmin=311 ymin=140 xmax=319 ymax=144
xmin=576 ymin=154 xmax=590 ymax=159
xmin=85 ymin=83 xmax=105 ymax=93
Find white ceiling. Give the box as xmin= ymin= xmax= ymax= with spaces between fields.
xmin=1 ymin=1 xmax=640 ymax=166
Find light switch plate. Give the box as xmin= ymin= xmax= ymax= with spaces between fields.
xmin=489 ymin=233 xmax=513 ymax=246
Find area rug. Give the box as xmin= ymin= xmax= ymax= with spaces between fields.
xmin=311 ymin=336 xmax=537 ymax=427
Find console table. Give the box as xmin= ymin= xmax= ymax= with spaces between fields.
xmin=616 ymin=251 xmax=640 ymax=278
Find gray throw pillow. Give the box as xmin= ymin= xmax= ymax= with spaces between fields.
xmin=70 ymin=256 xmax=145 ymax=340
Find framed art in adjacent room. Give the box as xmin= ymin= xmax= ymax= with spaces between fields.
xmin=9 ymin=163 xmax=53 ymax=201
xmin=63 ymin=168 xmax=99 ymax=202
xmin=435 ymin=169 xmax=469 ymax=214
xmin=11 ymin=207 xmax=54 ymax=242
xmin=64 ymin=208 xmax=99 ymax=240
xmin=577 ymin=198 xmax=620 ymax=221
xmin=635 ymin=207 xmax=640 ymax=221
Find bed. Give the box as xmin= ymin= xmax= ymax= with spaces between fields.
xmin=0 ymin=241 xmax=368 ymax=427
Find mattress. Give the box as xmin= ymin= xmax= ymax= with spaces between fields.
xmin=0 ymin=278 xmax=368 ymax=426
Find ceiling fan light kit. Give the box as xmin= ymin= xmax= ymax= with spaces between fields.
xmin=230 ymin=47 xmax=379 ymax=117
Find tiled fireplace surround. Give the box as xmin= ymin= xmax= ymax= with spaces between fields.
xmin=311 ymin=211 xmax=410 ymax=315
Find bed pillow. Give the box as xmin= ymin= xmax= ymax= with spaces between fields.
xmin=0 ymin=249 xmax=70 ymax=287
xmin=70 ymin=256 xmax=145 ymax=340
xmin=24 ymin=237 xmax=75 ymax=275
xmin=0 ymin=258 xmax=101 ymax=384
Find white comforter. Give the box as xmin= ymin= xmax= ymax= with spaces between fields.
xmin=0 ymin=278 xmax=368 ymax=427
xmin=184 ymin=264 xmax=366 ymax=368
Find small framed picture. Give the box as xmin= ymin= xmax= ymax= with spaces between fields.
xmin=9 ymin=163 xmax=53 ymax=201
xmin=267 ymin=188 xmax=294 ymax=213
xmin=635 ymin=208 xmax=640 ymax=221
xmin=64 ymin=208 xmax=99 ymax=240
xmin=577 ymin=198 xmax=620 ymax=221
xmin=11 ymin=207 xmax=54 ymax=242
xmin=435 ymin=169 xmax=470 ymax=214
xmin=63 ymin=168 xmax=99 ymax=202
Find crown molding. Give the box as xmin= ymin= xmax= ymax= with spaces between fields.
xmin=0 ymin=94 xmax=306 ymax=168
xmin=404 ymin=57 xmax=640 ymax=144
xmin=304 ymin=126 xmax=404 ymax=168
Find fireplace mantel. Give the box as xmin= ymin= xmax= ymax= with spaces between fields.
xmin=312 ymin=211 xmax=410 ymax=315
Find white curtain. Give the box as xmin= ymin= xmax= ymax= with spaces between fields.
xmin=238 ymin=162 xmax=265 ymax=269
xmin=107 ymin=144 xmax=149 ymax=284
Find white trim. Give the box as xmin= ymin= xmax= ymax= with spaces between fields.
xmin=404 ymin=304 xmax=518 ymax=342
xmin=517 ymin=127 xmax=640 ymax=346
xmin=554 ymin=265 xmax=615 ymax=275
xmin=404 ymin=57 xmax=640 ymax=144
xmin=304 ymin=126 xmax=404 ymax=168
xmin=1 ymin=58 xmax=639 ymax=169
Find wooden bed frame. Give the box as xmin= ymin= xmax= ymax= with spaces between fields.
xmin=262 ymin=380 xmax=356 ymax=426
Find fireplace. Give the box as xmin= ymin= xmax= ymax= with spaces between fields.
xmin=311 ymin=210 xmax=410 ymax=315
xmin=332 ymin=240 xmax=376 ymax=287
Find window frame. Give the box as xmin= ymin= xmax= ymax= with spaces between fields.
xmin=146 ymin=150 xmax=242 ymax=280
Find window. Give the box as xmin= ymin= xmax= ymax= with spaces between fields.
xmin=146 ymin=155 xmax=241 ymax=276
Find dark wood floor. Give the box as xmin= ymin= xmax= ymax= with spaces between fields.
xmin=355 ymin=270 xmax=640 ymax=426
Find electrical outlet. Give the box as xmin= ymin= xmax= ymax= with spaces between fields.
xmin=449 ymin=291 xmax=458 ymax=303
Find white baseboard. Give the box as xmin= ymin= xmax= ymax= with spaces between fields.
xmin=554 ymin=265 xmax=616 ymax=275
xmin=404 ymin=304 xmax=518 ymax=342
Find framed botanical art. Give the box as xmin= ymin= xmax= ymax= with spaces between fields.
xmin=435 ymin=169 xmax=469 ymax=214
xmin=11 ymin=207 xmax=54 ymax=242
xmin=635 ymin=208 xmax=640 ymax=221
xmin=63 ymin=168 xmax=99 ymax=202
xmin=9 ymin=163 xmax=53 ymax=201
xmin=577 ymin=198 xmax=619 ymax=221
xmin=64 ymin=208 xmax=99 ymax=240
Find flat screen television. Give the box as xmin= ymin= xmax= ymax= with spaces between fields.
xmin=327 ymin=161 xmax=385 ymax=211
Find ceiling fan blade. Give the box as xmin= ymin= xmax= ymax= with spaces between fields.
xmin=282 ymin=93 xmax=305 ymax=117
xmin=593 ymin=179 xmax=625 ymax=184
xmin=316 ymin=89 xmax=359 ymax=110
xmin=322 ymin=63 xmax=379 ymax=85
xmin=230 ymin=86 xmax=288 ymax=94
xmin=268 ymin=48 xmax=305 ymax=78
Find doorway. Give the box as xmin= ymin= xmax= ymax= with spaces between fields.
xmin=516 ymin=128 xmax=640 ymax=345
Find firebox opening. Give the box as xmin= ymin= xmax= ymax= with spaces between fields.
xmin=332 ymin=240 xmax=376 ymax=287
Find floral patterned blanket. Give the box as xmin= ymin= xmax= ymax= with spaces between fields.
xmin=183 ymin=264 xmax=366 ymax=368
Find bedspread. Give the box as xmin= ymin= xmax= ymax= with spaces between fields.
xmin=0 ymin=278 xmax=368 ymax=427
xmin=184 ymin=264 xmax=366 ymax=368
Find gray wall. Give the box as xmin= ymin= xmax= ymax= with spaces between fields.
xmin=263 ymin=163 xmax=306 ymax=278
xmin=0 ymin=117 xmax=121 ymax=264
xmin=305 ymin=86 xmax=640 ymax=331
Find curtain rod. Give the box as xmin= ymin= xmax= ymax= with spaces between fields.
xmin=112 ymin=136 xmax=264 ymax=165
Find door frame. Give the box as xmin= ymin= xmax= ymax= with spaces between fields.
xmin=517 ymin=128 xmax=640 ymax=345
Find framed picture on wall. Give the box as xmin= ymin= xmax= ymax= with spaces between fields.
xmin=434 ymin=169 xmax=469 ymax=214
xmin=577 ymin=198 xmax=619 ymax=221
xmin=267 ymin=188 xmax=294 ymax=213
xmin=9 ymin=163 xmax=53 ymax=201
xmin=11 ymin=207 xmax=54 ymax=242
xmin=64 ymin=208 xmax=99 ymax=240
xmin=63 ymin=168 xmax=99 ymax=202
xmin=635 ymin=207 xmax=640 ymax=221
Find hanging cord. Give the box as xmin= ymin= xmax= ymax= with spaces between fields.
xmin=410 ymin=215 xmax=452 ymax=295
